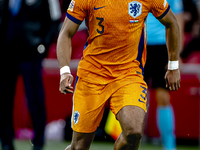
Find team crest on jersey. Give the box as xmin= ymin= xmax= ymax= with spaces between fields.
xmin=128 ymin=1 xmax=142 ymax=18
xmin=68 ymin=0 xmax=75 ymax=12
xmin=74 ymin=111 xmax=80 ymax=124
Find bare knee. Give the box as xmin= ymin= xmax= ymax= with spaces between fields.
xmin=70 ymin=139 xmax=92 ymax=150
xmin=123 ymin=129 xmax=143 ymax=144
xmin=71 ymin=144 xmax=89 ymax=150
xmin=69 ymin=131 xmax=95 ymax=150
xmin=117 ymin=106 xmax=145 ymax=144
xmin=116 ymin=106 xmax=145 ymax=148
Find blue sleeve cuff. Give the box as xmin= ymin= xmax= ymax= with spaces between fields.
xmin=66 ymin=13 xmax=82 ymax=25
xmin=156 ymin=5 xmax=170 ymax=20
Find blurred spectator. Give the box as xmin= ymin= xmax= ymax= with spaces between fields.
xmin=0 ymin=0 xmax=61 ymax=150
xmin=181 ymin=0 xmax=200 ymax=61
xmin=144 ymin=0 xmax=183 ymax=149
xmin=182 ymin=0 xmax=199 ymax=35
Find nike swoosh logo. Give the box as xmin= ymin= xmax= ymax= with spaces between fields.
xmin=94 ymin=6 xmax=106 ymax=10
xmin=138 ymin=99 xmax=145 ymax=103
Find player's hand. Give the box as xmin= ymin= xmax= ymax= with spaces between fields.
xmin=164 ymin=69 xmax=180 ymax=91
xmin=59 ymin=73 xmax=74 ymax=94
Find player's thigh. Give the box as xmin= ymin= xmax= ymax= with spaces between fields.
xmin=116 ymin=106 xmax=146 ymax=136
xmin=109 ymin=76 xmax=148 ymax=115
xmin=70 ymin=131 xmax=95 ymax=150
xmin=109 ymin=76 xmax=147 ymax=135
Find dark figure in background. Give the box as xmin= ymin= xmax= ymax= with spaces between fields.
xmin=0 ymin=0 xmax=61 ymax=150
xmin=181 ymin=0 xmax=200 ymax=60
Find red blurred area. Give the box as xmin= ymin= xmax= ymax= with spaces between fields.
xmin=146 ymin=73 xmax=200 ymax=139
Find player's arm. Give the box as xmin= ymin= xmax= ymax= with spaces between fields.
xmin=175 ymin=13 xmax=184 ymax=51
xmin=158 ymin=9 xmax=181 ymax=91
xmin=57 ymin=17 xmax=80 ymax=94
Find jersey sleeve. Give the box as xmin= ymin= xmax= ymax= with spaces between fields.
xmin=66 ymin=0 xmax=87 ymax=25
xmin=150 ymin=0 xmax=170 ymax=19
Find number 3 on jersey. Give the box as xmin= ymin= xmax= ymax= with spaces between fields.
xmin=96 ymin=17 xmax=104 ymax=34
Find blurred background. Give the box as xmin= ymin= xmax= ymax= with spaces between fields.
xmin=0 ymin=0 xmax=199 ymax=150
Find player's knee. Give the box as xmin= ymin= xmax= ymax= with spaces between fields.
xmin=71 ymin=144 xmax=90 ymax=150
xmin=123 ymin=129 xmax=143 ymax=144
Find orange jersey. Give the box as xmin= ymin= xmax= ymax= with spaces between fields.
xmin=67 ymin=0 xmax=170 ymax=84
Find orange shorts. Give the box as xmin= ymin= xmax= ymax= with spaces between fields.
xmin=71 ymin=75 xmax=147 ymax=133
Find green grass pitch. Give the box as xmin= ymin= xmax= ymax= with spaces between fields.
xmin=13 ymin=140 xmax=199 ymax=150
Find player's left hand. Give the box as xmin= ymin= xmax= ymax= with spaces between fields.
xmin=165 ymin=69 xmax=180 ymax=91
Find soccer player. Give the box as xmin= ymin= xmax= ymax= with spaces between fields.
xmin=57 ymin=0 xmax=181 ymax=149
xmin=144 ymin=0 xmax=183 ymax=149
